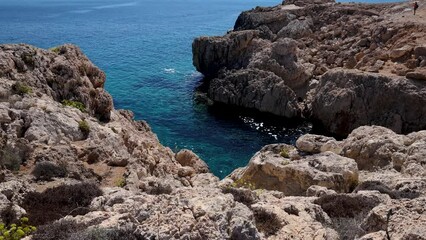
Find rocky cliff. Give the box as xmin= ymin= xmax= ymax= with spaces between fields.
xmin=0 ymin=43 xmax=425 ymax=239
xmin=193 ymin=0 xmax=426 ymax=136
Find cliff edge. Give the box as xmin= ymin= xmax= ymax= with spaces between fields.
xmin=193 ymin=0 xmax=426 ymax=136
xmin=0 ymin=43 xmax=424 ymax=239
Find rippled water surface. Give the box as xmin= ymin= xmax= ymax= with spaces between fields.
xmin=0 ymin=0 xmax=318 ymax=178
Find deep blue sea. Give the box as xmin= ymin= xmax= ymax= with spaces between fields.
xmin=0 ymin=0 xmax=397 ymax=178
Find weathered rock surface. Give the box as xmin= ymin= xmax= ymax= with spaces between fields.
xmin=362 ymin=198 xmax=426 ymax=239
xmin=227 ymin=125 xmax=426 ymax=239
xmin=296 ymin=134 xmax=342 ymax=154
xmin=228 ymin=144 xmax=359 ymax=195
xmin=311 ymin=69 xmax=426 ymax=136
xmin=193 ymin=0 xmax=426 ymax=136
xmin=208 ymin=69 xmax=301 ymax=118
xmin=0 ymin=44 xmax=343 ymax=240
xmin=2 ymin=42 xmax=426 ymax=239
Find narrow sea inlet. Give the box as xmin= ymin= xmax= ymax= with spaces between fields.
xmin=0 ymin=0 xmax=312 ymax=178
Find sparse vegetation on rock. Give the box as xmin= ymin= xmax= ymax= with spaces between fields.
xmin=78 ymin=120 xmax=90 ymax=137
xmin=32 ymin=161 xmax=68 ymax=181
xmin=0 ymin=217 xmax=36 ymax=240
xmin=61 ymin=100 xmax=86 ymax=112
xmin=11 ymin=82 xmax=31 ymax=96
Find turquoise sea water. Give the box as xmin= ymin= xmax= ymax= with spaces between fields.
xmin=0 ymin=0 xmax=395 ymax=178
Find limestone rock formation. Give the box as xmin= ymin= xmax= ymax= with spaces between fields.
xmin=193 ymin=0 xmax=426 ymax=135
xmin=228 ymin=144 xmax=359 ymax=195
xmin=2 ymin=39 xmax=426 ymax=239
xmin=296 ymin=134 xmax=342 ymax=154
xmin=208 ymin=69 xmax=301 ymax=118
xmin=0 ymin=44 xmax=345 ymax=240
xmin=311 ymin=69 xmax=426 ymax=136
xmin=227 ymin=125 xmax=426 ymax=239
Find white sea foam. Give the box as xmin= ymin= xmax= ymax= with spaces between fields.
xmin=164 ymin=68 xmax=176 ymax=74
xmin=93 ymin=2 xmax=137 ymax=10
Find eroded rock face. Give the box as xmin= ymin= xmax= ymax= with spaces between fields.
xmin=175 ymin=149 xmax=209 ymax=174
xmin=208 ymin=69 xmax=301 ymax=118
xmin=342 ymin=126 xmax=426 ymax=177
xmin=362 ymin=198 xmax=426 ymax=239
xmin=193 ymin=0 xmax=426 ymax=136
xmin=192 ymin=30 xmax=259 ymax=78
xmin=0 ymin=44 xmax=113 ymax=121
xmin=2 ymin=42 xmax=426 ymax=239
xmin=311 ymin=69 xmax=426 ymax=136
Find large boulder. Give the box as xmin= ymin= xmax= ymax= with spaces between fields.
xmin=341 ymin=126 xmax=407 ymax=171
xmin=311 ymin=69 xmax=426 ymax=136
xmin=277 ymin=18 xmax=313 ymax=39
xmin=228 ymin=144 xmax=359 ymax=196
xmin=296 ymin=134 xmax=342 ymax=154
xmin=175 ymin=149 xmax=209 ymax=174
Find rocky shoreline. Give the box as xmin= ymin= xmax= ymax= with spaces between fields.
xmin=193 ymin=0 xmax=426 ymax=137
xmin=0 ymin=0 xmax=425 ymax=239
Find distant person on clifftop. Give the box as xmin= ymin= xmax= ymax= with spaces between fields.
xmin=414 ymin=1 xmax=419 ymax=15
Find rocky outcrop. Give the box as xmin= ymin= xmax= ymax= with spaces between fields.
xmin=311 ymin=69 xmax=426 ymax=136
xmin=0 ymin=44 xmax=347 ymax=240
xmin=228 ymin=144 xmax=359 ymax=195
xmin=0 ymin=44 xmax=113 ymax=121
xmin=226 ymin=125 xmax=426 ymax=239
xmin=192 ymin=30 xmax=259 ymax=78
xmin=208 ymin=69 xmax=301 ymax=118
xmin=193 ymin=0 xmax=426 ymax=136
xmin=1 ymin=43 xmax=425 ymax=239
xmin=362 ymin=198 xmax=426 ymax=239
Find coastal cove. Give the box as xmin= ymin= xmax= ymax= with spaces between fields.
xmin=0 ymin=0 xmax=425 ymax=239
xmin=0 ymin=0 xmax=316 ymax=178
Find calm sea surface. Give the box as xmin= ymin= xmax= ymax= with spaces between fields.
xmin=0 ymin=0 xmax=396 ymax=178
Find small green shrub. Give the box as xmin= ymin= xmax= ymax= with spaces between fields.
xmin=49 ymin=47 xmax=61 ymax=54
xmin=61 ymin=100 xmax=86 ymax=112
xmin=78 ymin=120 xmax=90 ymax=137
xmin=280 ymin=148 xmax=289 ymax=158
xmin=231 ymin=178 xmax=256 ymax=190
xmin=0 ymin=217 xmax=37 ymax=240
xmin=32 ymin=161 xmax=68 ymax=181
xmin=253 ymin=208 xmax=283 ymax=237
xmin=115 ymin=177 xmax=126 ymax=188
xmin=21 ymin=52 xmax=35 ymax=67
xmin=22 ymin=182 xmax=103 ymax=226
xmin=11 ymin=82 xmax=32 ymax=96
